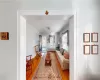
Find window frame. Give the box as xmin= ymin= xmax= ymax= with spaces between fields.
xmin=62 ymin=30 xmax=69 ymax=50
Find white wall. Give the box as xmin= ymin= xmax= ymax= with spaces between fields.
xmin=0 ymin=2 xmax=18 ymax=80
xmin=0 ymin=0 xmax=73 ymax=80
xmin=26 ymin=23 xmax=39 ymax=58
xmin=74 ymin=0 xmax=100 ymax=80
xmin=0 ymin=1 xmax=72 ymax=80
xmin=19 ymin=0 xmax=72 ymax=12
xmin=1 ymin=0 xmax=100 ymax=80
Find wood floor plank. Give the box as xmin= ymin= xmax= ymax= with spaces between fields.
xmin=26 ymin=52 xmax=69 ymax=80
xmin=26 ymin=56 xmax=41 ymax=80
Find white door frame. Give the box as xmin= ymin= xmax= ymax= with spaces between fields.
xmin=17 ymin=10 xmax=77 ymax=80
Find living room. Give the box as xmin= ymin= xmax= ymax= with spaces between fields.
xmin=1 ymin=0 xmax=100 ymax=80
xmin=25 ymin=15 xmax=74 ymax=80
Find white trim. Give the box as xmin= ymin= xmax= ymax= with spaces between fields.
xmin=17 ymin=10 xmax=76 ymax=80
xmin=74 ymin=11 xmax=77 ymax=80
xmin=19 ymin=10 xmax=73 ymax=15
xmin=17 ymin=11 xmax=20 ymax=80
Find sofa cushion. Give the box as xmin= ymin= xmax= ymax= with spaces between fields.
xmin=64 ymin=51 xmax=69 ymax=59
xmin=56 ymin=50 xmax=69 ymax=70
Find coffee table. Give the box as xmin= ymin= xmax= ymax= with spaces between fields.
xmin=45 ymin=52 xmax=51 ymax=66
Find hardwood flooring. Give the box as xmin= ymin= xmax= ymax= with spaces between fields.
xmin=26 ymin=55 xmax=41 ymax=80
xmin=26 ymin=52 xmax=69 ymax=80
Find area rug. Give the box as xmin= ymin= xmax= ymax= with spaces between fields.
xmin=33 ymin=52 xmax=62 ymax=80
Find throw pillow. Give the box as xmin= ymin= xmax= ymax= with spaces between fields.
xmin=64 ymin=51 xmax=69 ymax=59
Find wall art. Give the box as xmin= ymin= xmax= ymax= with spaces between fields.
xmin=0 ymin=32 xmax=9 ymax=40
xmin=91 ymin=32 xmax=98 ymax=42
xmin=91 ymin=45 xmax=98 ymax=54
xmin=83 ymin=33 xmax=90 ymax=42
xmin=83 ymin=45 xmax=90 ymax=55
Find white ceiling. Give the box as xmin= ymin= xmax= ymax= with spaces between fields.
xmin=24 ymin=15 xmax=71 ymax=35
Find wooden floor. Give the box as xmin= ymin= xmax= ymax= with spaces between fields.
xmin=26 ymin=55 xmax=41 ymax=80
xmin=55 ymin=52 xmax=69 ymax=80
xmin=26 ymin=52 xmax=69 ymax=80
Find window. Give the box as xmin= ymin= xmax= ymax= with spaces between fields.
xmin=50 ymin=36 xmax=53 ymax=46
xmin=50 ymin=35 xmax=55 ymax=47
xmin=42 ymin=36 xmax=46 ymax=47
xmin=62 ymin=31 xmax=68 ymax=50
xmin=42 ymin=36 xmax=47 ymax=52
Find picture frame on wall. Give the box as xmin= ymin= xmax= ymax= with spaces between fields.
xmin=83 ymin=33 xmax=90 ymax=42
xmin=83 ymin=45 xmax=90 ymax=55
xmin=91 ymin=33 xmax=98 ymax=42
xmin=91 ymin=45 xmax=98 ymax=54
xmin=0 ymin=32 xmax=9 ymax=40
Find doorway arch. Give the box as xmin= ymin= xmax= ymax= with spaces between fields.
xmin=17 ymin=10 xmax=76 ymax=80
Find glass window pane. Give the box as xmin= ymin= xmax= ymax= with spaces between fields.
xmin=62 ymin=32 xmax=68 ymax=50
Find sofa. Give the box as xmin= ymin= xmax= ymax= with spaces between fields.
xmin=56 ymin=50 xmax=69 ymax=70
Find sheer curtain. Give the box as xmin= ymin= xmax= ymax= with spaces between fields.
xmin=50 ymin=35 xmax=55 ymax=48
xmin=62 ymin=32 xmax=68 ymax=51
xmin=42 ymin=36 xmax=47 ymax=52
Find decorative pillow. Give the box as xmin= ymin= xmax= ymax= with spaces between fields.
xmin=64 ymin=51 xmax=69 ymax=59
xmin=60 ymin=48 xmax=64 ymax=55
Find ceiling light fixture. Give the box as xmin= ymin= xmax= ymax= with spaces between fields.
xmin=45 ymin=10 xmax=49 ymax=15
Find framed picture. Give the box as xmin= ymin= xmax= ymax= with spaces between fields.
xmin=91 ymin=45 xmax=98 ymax=54
xmin=0 ymin=32 xmax=9 ymax=40
xmin=91 ymin=33 xmax=98 ymax=42
xmin=83 ymin=45 xmax=90 ymax=55
xmin=83 ymin=33 xmax=90 ymax=42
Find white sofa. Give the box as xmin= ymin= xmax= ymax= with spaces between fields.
xmin=56 ymin=50 xmax=69 ymax=70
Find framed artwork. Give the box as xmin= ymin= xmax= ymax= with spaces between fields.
xmin=0 ymin=32 xmax=9 ymax=40
xmin=91 ymin=45 xmax=98 ymax=54
xmin=91 ymin=33 xmax=98 ymax=42
xmin=83 ymin=33 xmax=90 ymax=42
xmin=83 ymin=45 xmax=90 ymax=55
